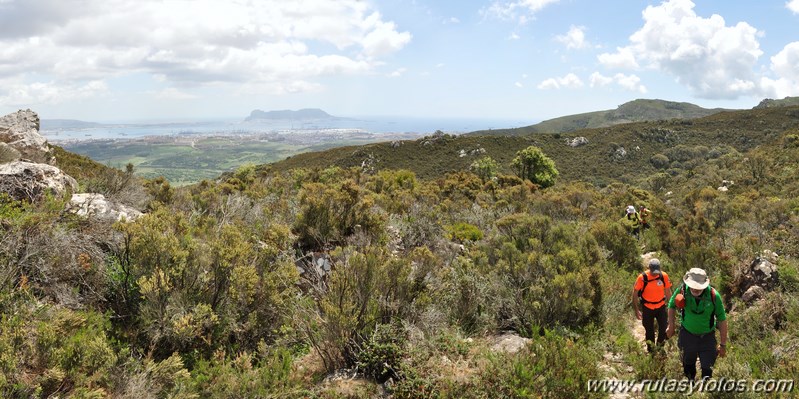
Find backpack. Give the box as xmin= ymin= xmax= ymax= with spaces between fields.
xmin=638 ymin=272 xmax=665 ymax=305
xmin=678 ymin=283 xmax=718 ymax=330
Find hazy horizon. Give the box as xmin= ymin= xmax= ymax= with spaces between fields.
xmin=2 ymin=1 xmax=798 ymax=122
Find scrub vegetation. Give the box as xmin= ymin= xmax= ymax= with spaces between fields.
xmin=2 ymin=106 xmax=799 ymax=398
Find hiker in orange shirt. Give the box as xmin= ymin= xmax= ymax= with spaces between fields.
xmin=632 ymin=258 xmax=672 ymax=353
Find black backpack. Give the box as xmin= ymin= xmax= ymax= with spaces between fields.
xmin=678 ymin=283 xmax=718 ymax=329
xmin=638 ymin=272 xmax=665 ymax=305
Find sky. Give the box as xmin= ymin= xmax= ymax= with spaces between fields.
xmin=0 ymin=0 xmax=798 ymax=123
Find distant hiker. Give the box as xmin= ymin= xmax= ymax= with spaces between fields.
xmin=632 ymin=258 xmax=672 ymax=353
xmin=666 ymin=268 xmax=728 ymax=380
xmin=639 ymin=206 xmax=651 ymax=230
xmin=623 ymin=205 xmax=642 ymax=239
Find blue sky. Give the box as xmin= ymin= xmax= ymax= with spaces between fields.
xmin=0 ymin=0 xmax=797 ymax=123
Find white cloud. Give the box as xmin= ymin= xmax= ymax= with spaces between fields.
xmin=598 ymin=47 xmax=639 ymax=69
xmin=515 ymin=81 xmax=523 ymax=88
xmin=771 ymin=42 xmax=799 ymax=82
xmin=0 ymin=79 xmax=107 ymax=106
xmin=154 ymin=88 xmax=197 ymax=100
xmin=483 ymin=0 xmax=561 ymax=24
xmin=589 ymin=72 xmax=614 ymax=87
xmin=761 ymin=41 xmax=799 ymax=97
xmin=436 ymin=63 xmax=445 ymax=68
xmin=788 ymin=0 xmax=799 ymax=14
xmin=589 ymin=72 xmax=647 ymax=93
xmin=597 ymin=0 xmax=763 ymax=99
xmin=0 ymin=0 xmax=411 ymax=107
xmin=537 ymin=73 xmax=583 ymax=89
xmin=555 ymin=25 xmax=589 ymax=50
xmin=443 ymin=17 xmax=460 ymax=24
xmin=387 ymin=68 xmax=407 ymax=78
xmin=508 ymin=33 xmax=521 ymax=40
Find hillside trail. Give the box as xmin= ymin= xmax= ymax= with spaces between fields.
xmin=598 ymin=252 xmax=660 ymax=398
xmin=599 ymin=319 xmax=647 ymax=398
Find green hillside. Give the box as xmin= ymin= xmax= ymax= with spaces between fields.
xmin=754 ymin=96 xmax=799 ymax=109
xmin=467 ymin=98 xmax=729 ymax=136
xmin=268 ymin=106 xmax=799 ymax=187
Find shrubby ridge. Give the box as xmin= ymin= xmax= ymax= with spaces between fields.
xmin=2 ymin=105 xmax=799 ymax=398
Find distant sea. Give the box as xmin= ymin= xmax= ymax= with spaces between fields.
xmin=41 ymin=116 xmax=532 ymax=142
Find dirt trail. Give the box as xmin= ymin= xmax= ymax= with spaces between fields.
xmin=598 ymin=318 xmax=647 ymax=398
xmin=598 ymin=252 xmax=659 ymax=398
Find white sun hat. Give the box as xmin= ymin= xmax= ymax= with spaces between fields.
xmin=683 ymin=268 xmax=710 ymax=290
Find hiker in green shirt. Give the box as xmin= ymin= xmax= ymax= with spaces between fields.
xmin=666 ymin=268 xmax=728 ymax=380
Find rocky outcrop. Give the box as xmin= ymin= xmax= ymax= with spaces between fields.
xmin=0 ymin=109 xmax=54 ymax=165
xmin=490 ymin=333 xmax=530 ymax=354
xmin=67 ymin=193 xmax=143 ymax=222
xmin=566 ymin=136 xmax=589 ymax=147
xmin=0 ymin=161 xmax=77 ymax=201
xmin=0 ymin=142 xmax=21 ymax=163
xmin=739 ymin=251 xmax=779 ymax=304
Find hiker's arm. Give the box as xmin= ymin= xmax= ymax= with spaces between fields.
xmin=664 ymin=287 xmax=672 ymax=302
xmin=632 ymin=287 xmax=641 ymax=319
xmin=666 ymin=308 xmax=676 ymax=338
xmin=717 ymin=320 xmax=728 ymax=357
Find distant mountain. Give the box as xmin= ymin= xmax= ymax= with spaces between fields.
xmin=467 ymin=99 xmax=730 ymax=136
xmin=245 ymin=108 xmax=339 ymax=122
xmin=753 ymin=96 xmax=799 ymax=109
xmin=40 ymin=119 xmax=102 ymax=130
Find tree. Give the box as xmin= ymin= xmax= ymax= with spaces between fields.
xmin=511 ymin=146 xmax=559 ymax=188
xmin=470 ymin=156 xmax=499 ymax=182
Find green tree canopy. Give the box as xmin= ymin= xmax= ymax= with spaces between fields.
xmin=470 ymin=156 xmax=499 ymax=182
xmin=511 ymin=146 xmax=559 ymax=188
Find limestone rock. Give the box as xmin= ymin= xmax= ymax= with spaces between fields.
xmin=566 ymin=137 xmax=589 ymax=147
xmin=490 ymin=333 xmax=530 ymax=354
xmin=613 ymin=146 xmax=628 ymax=160
xmin=0 ymin=109 xmax=54 ymax=165
xmin=67 ymin=193 xmax=143 ymax=222
xmin=751 ymin=257 xmax=778 ymax=288
xmin=0 ymin=142 xmax=21 ymax=163
xmin=0 ymin=161 xmax=77 ymax=201
xmin=739 ymin=253 xmax=779 ymax=302
xmin=741 ymin=285 xmax=766 ymax=303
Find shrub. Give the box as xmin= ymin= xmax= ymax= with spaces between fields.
xmin=650 ymin=153 xmax=670 ymax=169
xmin=294 ymin=180 xmax=386 ymax=249
xmin=191 ymin=346 xmax=302 ymax=398
xmin=354 ymin=323 xmax=407 ymax=383
xmin=470 ymin=156 xmax=499 ymax=183
xmin=297 ymin=246 xmax=427 ymax=372
xmin=480 ymin=331 xmax=602 ymax=398
xmin=446 ymin=222 xmax=484 ymax=243
xmin=590 ymin=220 xmax=641 ymax=272
xmin=783 ymin=133 xmax=799 ymax=148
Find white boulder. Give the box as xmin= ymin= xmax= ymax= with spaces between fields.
xmin=0 ymin=161 xmax=77 ymax=201
xmin=67 ymin=193 xmax=143 ymax=222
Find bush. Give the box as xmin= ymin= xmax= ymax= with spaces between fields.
xmin=446 ymin=222 xmax=484 ymax=243
xmin=650 ymin=153 xmax=670 ymax=169
xmin=470 ymin=156 xmax=499 ymax=182
xmin=354 ymin=323 xmax=407 ymax=383
xmin=191 ymin=346 xmax=302 ymax=398
xmin=480 ymin=331 xmax=602 ymax=398
xmin=297 ymin=246 xmax=428 ymax=372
